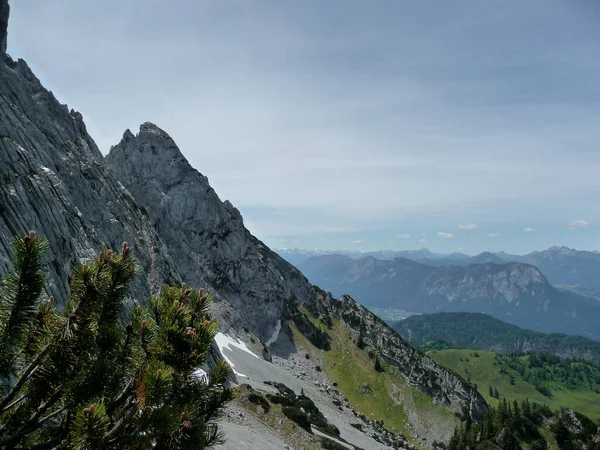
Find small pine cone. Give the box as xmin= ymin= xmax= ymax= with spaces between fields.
xmin=29 ymin=230 xmax=36 ymax=239
xmin=97 ymin=252 xmax=104 ymax=264
xmin=84 ymin=404 xmax=96 ymax=417
xmin=106 ymin=249 xmax=113 ymax=259
xmin=82 ymin=263 xmax=88 ymax=271
xmin=156 ymin=369 xmax=163 ymax=378
xmin=202 ymin=320 xmax=211 ymax=329
xmin=48 ymin=296 xmax=55 ymax=306
xmin=182 ymin=420 xmax=193 ymax=430
xmin=122 ymin=242 xmax=130 ymax=256
xmin=198 ymin=288 xmax=204 ymax=298
xmin=180 ymin=411 xmax=186 ymax=422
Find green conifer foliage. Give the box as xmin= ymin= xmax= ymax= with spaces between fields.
xmin=0 ymin=232 xmax=233 ymax=449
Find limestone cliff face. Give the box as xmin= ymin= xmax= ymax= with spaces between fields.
xmin=105 ymin=124 xmax=314 ymax=340
xmin=0 ymin=58 xmax=183 ymax=306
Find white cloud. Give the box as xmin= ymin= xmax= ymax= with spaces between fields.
xmin=349 ymin=240 xmax=363 ymax=244
xmin=396 ymin=234 xmax=411 ymax=239
xmin=523 ymin=227 xmax=536 ymax=233
xmin=419 ymin=239 xmax=427 ymax=245
xmin=437 ymin=232 xmax=454 ymax=238
xmin=458 ymin=224 xmax=477 ymax=230
xmin=566 ymin=220 xmax=589 ymax=231
xmin=417 ymin=233 xmax=427 ymax=237
xmin=488 ymin=233 xmax=500 ymax=238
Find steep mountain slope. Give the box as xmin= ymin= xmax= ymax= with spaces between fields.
xmin=418 ymin=246 xmax=600 ymax=296
xmin=299 ymin=255 xmax=600 ymax=339
xmin=105 ymin=125 xmax=313 ymax=340
xmin=0 ymin=50 xmax=181 ymax=306
xmin=509 ymin=247 xmax=600 ymax=296
xmin=394 ymin=312 xmax=600 ymax=365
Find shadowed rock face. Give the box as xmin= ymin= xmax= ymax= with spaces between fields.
xmin=1 ymin=0 xmax=8 ymax=54
xmin=105 ymin=124 xmax=315 ymax=340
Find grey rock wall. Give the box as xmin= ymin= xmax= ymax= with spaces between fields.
xmin=0 ymin=57 xmax=181 ymax=308
xmin=105 ymin=124 xmax=314 ymax=340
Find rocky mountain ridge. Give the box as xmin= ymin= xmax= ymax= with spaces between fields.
xmin=282 ymin=245 xmax=600 ymax=297
xmin=299 ymin=255 xmax=600 ymax=339
xmin=105 ymin=123 xmax=313 ymax=340
xmin=304 ymin=290 xmax=487 ymax=422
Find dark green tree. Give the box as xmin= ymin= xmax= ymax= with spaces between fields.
xmin=0 ymin=232 xmax=233 ymax=448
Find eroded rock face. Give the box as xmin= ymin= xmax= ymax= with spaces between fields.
xmin=0 ymin=0 xmax=8 ymax=54
xmin=105 ymin=124 xmax=314 ymax=340
xmin=0 ymin=58 xmax=183 ymax=306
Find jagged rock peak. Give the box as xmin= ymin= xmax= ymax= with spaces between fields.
xmin=109 ymin=122 xmax=193 ymax=175
xmin=1 ymin=0 xmax=9 ymax=54
xmin=105 ymin=124 xmax=314 ymax=340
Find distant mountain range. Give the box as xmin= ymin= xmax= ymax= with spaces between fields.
xmin=276 ymin=248 xmax=459 ymax=266
xmin=393 ymin=312 xmax=600 ymax=365
xmin=279 ymin=246 xmax=600 ymax=297
xmin=297 ymin=255 xmax=600 ymax=340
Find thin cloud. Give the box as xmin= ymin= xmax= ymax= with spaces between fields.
xmin=566 ymin=220 xmax=589 ymax=231
xmin=349 ymin=240 xmax=363 ymax=244
xmin=488 ymin=233 xmax=500 ymax=238
xmin=396 ymin=234 xmax=411 ymax=239
xmin=523 ymin=227 xmax=536 ymax=233
xmin=458 ymin=224 xmax=477 ymax=230
xmin=437 ymin=232 xmax=454 ymax=239
xmin=419 ymin=238 xmax=427 ymax=245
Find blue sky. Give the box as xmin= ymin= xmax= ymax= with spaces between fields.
xmin=7 ymin=1 xmax=600 ymax=254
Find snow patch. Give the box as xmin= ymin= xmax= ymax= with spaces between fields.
xmin=192 ymin=368 xmax=209 ymax=384
xmin=265 ymin=320 xmax=281 ymax=347
xmin=214 ymin=332 xmax=259 ymax=378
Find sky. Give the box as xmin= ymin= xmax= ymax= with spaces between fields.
xmin=7 ymin=1 xmax=600 ymax=255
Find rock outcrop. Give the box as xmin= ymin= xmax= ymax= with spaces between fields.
xmin=105 ymin=124 xmax=314 ymax=340
xmin=0 ymin=57 xmax=182 ymax=306
xmin=0 ymin=0 xmax=8 ymax=54
xmin=306 ymin=290 xmax=488 ymax=423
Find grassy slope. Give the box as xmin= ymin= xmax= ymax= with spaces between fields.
xmin=292 ymin=308 xmax=459 ymax=447
xmin=429 ymin=349 xmax=600 ymax=421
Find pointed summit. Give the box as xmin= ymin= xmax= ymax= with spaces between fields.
xmin=105 ymin=124 xmax=313 ymax=339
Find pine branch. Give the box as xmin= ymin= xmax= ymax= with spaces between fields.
xmin=103 ymin=402 xmax=138 ymax=443
xmin=0 ymin=402 xmax=64 ymax=447
xmin=1 ymin=391 xmax=28 ymax=412
xmin=0 ymin=232 xmax=48 ymax=376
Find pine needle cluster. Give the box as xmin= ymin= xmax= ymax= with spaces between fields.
xmin=0 ymin=232 xmax=232 ymax=449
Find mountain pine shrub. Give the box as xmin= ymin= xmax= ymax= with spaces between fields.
xmin=0 ymin=231 xmax=232 ymax=449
